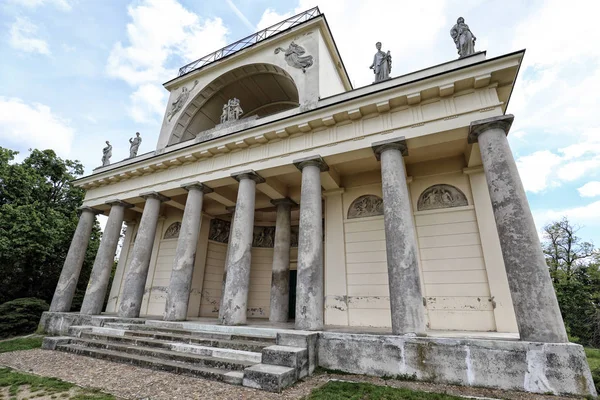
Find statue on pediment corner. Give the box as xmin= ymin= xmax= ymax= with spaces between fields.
xmin=128 ymin=132 xmax=142 ymax=158
xmin=101 ymin=141 xmax=112 ymax=166
xmin=369 ymin=42 xmax=392 ymax=83
xmin=450 ymin=17 xmax=476 ymax=58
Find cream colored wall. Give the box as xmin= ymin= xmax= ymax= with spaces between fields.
xmin=318 ymin=33 xmax=345 ymax=99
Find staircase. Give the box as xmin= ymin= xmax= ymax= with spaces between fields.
xmin=42 ymin=318 xmax=317 ymax=392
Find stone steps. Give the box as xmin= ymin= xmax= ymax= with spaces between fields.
xmin=80 ymin=329 xmax=269 ymax=353
xmin=43 ymin=319 xmax=317 ymax=393
xmin=65 ymin=338 xmax=256 ymax=370
xmin=57 ymin=343 xmax=244 ymax=385
xmin=102 ymin=323 xmax=276 ymax=344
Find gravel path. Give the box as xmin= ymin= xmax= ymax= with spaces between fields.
xmin=0 ymin=349 xmax=574 ymax=400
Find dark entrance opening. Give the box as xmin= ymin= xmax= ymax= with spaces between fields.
xmin=288 ymin=269 xmax=297 ymax=320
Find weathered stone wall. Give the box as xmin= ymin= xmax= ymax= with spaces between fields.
xmin=317 ymin=332 xmax=596 ymax=396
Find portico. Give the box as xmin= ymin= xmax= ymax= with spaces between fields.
xmin=40 ymin=8 xmax=596 ymax=396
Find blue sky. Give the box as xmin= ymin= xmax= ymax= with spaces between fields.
xmin=1 ymin=0 xmax=600 ymax=246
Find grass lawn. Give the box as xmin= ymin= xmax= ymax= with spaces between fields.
xmin=0 ymin=336 xmax=43 ymax=354
xmin=586 ymin=347 xmax=600 ymax=371
xmin=305 ymin=381 xmax=466 ymax=400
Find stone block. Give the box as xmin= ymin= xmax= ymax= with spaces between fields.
xmin=277 ymin=331 xmax=318 ymax=375
xmin=67 ymin=325 xmax=93 ymax=337
xmin=317 ymin=332 xmax=597 ymax=397
xmin=39 ymin=312 xmax=94 ymax=335
xmin=262 ymin=345 xmax=308 ymax=379
xmin=42 ymin=336 xmax=71 ymax=350
xmin=242 ymin=364 xmax=296 ymax=393
xmin=223 ymin=371 xmax=244 ymax=386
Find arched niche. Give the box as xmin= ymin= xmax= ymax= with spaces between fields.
xmin=347 ymin=195 xmax=384 ymax=219
xmin=417 ymin=184 xmax=468 ymax=211
xmin=163 ymin=222 xmax=181 ymax=239
xmin=169 ymin=63 xmax=300 ymax=145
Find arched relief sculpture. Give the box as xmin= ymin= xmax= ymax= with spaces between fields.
xmin=208 ymin=218 xmax=299 ymax=247
xmin=163 ymin=222 xmax=181 ymax=239
xmin=166 ymin=80 xmax=199 ymax=122
xmin=274 ymin=41 xmax=314 ymax=72
xmin=417 ymin=184 xmax=468 ymax=211
xmin=348 ymin=195 xmax=384 ymax=219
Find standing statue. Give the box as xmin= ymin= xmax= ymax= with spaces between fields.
xmin=369 ymin=42 xmax=392 ymax=83
xmin=128 ymin=132 xmax=142 ymax=158
xmin=450 ymin=17 xmax=476 ymax=58
xmin=166 ymin=80 xmax=199 ymax=122
xmin=219 ymin=98 xmax=244 ymax=124
xmin=101 ymin=141 xmax=112 ymax=166
xmin=274 ymin=41 xmax=314 ymax=72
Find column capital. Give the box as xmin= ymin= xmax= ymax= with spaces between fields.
xmin=78 ymin=206 xmax=103 ymax=215
xmin=105 ymin=199 xmax=134 ymax=208
xmin=293 ymin=155 xmax=329 ymax=172
xmin=180 ymin=181 xmax=213 ymax=194
xmin=372 ymin=137 xmax=408 ymax=160
xmin=468 ymin=114 xmax=514 ymax=144
xmin=231 ymin=169 xmax=265 ymax=183
xmin=271 ymin=197 xmax=297 ymax=207
xmin=140 ymin=191 xmax=170 ymax=202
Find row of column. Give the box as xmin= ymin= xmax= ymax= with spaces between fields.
xmin=49 ymin=114 xmax=567 ymax=343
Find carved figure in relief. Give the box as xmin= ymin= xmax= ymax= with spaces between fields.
xmin=450 ymin=17 xmax=476 ymax=58
xmin=348 ymin=195 xmax=384 ymax=219
xmin=164 ymin=222 xmax=181 ymax=239
xmin=128 ymin=132 xmax=142 ymax=158
xmin=167 ymin=80 xmax=198 ymax=122
xmin=274 ymin=41 xmax=314 ymax=72
xmin=369 ymin=42 xmax=392 ymax=83
xmin=220 ymin=98 xmax=244 ymax=124
xmin=417 ymin=184 xmax=468 ymax=211
xmin=101 ymin=141 xmax=112 ymax=166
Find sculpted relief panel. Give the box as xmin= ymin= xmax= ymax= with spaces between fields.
xmin=417 ymin=184 xmax=468 ymax=211
xmin=163 ymin=222 xmax=181 ymax=239
xmin=348 ymin=195 xmax=384 ymax=219
xmin=208 ymin=218 xmax=300 ymax=248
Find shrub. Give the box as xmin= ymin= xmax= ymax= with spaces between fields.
xmin=0 ymin=298 xmax=49 ymax=339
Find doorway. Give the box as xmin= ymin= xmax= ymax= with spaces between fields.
xmin=288 ymin=270 xmax=297 ymax=320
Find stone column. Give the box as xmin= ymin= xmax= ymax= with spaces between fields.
xmin=269 ymin=198 xmax=295 ymax=323
xmin=220 ymin=171 xmax=264 ymax=325
xmin=372 ymin=138 xmax=426 ymax=335
xmin=469 ymin=114 xmax=568 ymax=343
xmin=218 ymin=207 xmax=235 ymax=321
xmin=80 ymin=200 xmax=132 ymax=315
xmin=293 ymin=156 xmax=327 ymax=331
xmin=50 ymin=207 xmax=99 ymax=312
xmin=118 ymin=192 xmax=169 ymax=318
xmin=164 ymin=183 xmax=212 ymax=321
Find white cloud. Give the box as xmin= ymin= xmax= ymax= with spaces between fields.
xmin=537 ymin=201 xmax=600 ymax=228
xmin=7 ymin=0 xmax=73 ymax=11
xmin=129 ymin=84 xmax=168 ymax=124
xmin=577 ymin=181 xmax=600 ymax=198
xmin=0 ymin=97 xmax=74 ymax=157
xmin=9 ymin=17 xmax=50 ymax=55
xmin=107 ymin=0 xmax=228 ymax=122
xmin=515 ymin=151 xmax=562 ymax=193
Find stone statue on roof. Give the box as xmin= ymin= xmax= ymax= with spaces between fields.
xmin=129 ymin=132 xmax=142 ymax=158
xmin=450 ymin=17 xmax=476 ymax=58
xmin=369 ymin=42 xmax=391 ymax=83
xmin=101 ymin=141 xmax=112 ymax=166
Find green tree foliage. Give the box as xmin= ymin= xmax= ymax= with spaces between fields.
xmin=0 ymin=147 xmax=100 ymax=309
xmin=543 ymin=217 xmax=600 ymax=347
xmin=0 ymin=298 xmax=49 ymax=338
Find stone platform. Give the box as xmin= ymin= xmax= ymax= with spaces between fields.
xmin=39 ymin=312 xmax=597 ymax=396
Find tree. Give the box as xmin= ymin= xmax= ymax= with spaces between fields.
xmin=0 ymin=147 xmax=101 ymax=309
xmin=543 ymin=218 xmax=600 ymax=346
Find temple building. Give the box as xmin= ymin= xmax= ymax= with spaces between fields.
xmin=39 ymin=8 xmax=596 ymax=396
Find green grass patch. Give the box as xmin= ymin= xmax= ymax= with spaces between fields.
xmin=586 ymin=347 xmax=600 ymax=393
xmin=0 ymin=368 xmax=115 ymax=399
xmin=0 ymin=336 xmax=43 ymax=353
xmin=304 ymin=381 xmax=467 ymax=400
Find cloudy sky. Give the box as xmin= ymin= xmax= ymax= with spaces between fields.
xmin=1 ymin=0 xmax=600 ymax=244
